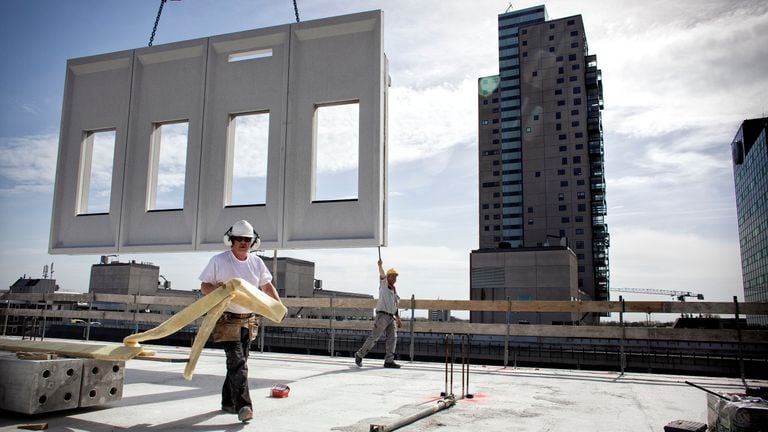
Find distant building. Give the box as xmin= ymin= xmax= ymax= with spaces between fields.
xmin=89 ymin=259 xmax=197 ymax=319
xmin=84 ymin=256 xmax=374 ymax=321
xmin=429 ymin=309 xmax=451 ymax=322
xmin=731 ymin=117 xmax=768 ymax=326
xmin=89 ymin=260 xmax=161 ymax=296
xmin=470 ymin=246 xmax=582 ymax=325
xmin=473 ymin=5 xmax=607 ymax=324
xmin=248 ymin=256 xmax=374 ymax=320
xmin=9 ymin=277 xmax=59 ymax=294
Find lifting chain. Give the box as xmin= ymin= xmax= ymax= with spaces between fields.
xmin=148 ymin=0 xmax=168 ymax=47
xmin=148 ymin=0 xmax=300 ymax=48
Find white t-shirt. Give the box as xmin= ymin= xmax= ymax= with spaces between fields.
xmin=199 ymin=250 xmax=273 ymax=314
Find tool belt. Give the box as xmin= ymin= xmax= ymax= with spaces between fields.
xmin=212 ymin=312 xmax=258 ymax=342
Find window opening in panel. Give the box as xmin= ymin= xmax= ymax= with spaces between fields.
xmin=313 ymin=102 xmax=359 ymax=202
xmin=226 ymin=112 xmax=269 ymax=206
xmin=77 ymin=129 xmax=116 ymax=215
xmin=228 ymin=49 xmax=273 ymax=62
xmin=147 ymin=121 xmax=188 ymax=211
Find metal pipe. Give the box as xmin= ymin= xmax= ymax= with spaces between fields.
xmin=369 ymin=396 xmax=456 ymax=432
xmin=449 ymin=335 xmax=454 ymax=396
xmin=462 ymin=334 xmax=472 ymax=398
xmin=733 ymin=296 xmax=746 ymax=387
xmin=41 ymin=293 xmax=48 ymax=340
xmin=619 ymin=296 xmax=626 ymax=375
xmin=504 ymin=296 xmax=510 ymax=367
xmin=259 ymin=319 xmax=265 ymax=353
xmin=685 ymin=381 xmax=729 ymax=401
xmin=2 ymin=295 xmax=10 ymax=336
xmin=443 ymin=335 xmax=449 ymax=397
xmin=409 ymin=294 xmax=415 ymax=361
xmin=461 ymin=335 xmax=465 ymax=397
xmin=329 ymin=295 xmax=335 ymax=357
xmin=86 ymin=293 xmax=94 ymax=341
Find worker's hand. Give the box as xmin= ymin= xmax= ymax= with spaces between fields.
xmin=395 ymin=317 xmax=402 ymax=328
xmin=377 ymin=258 xmax=383 ymax=266
xmin=200 ymin=282 xmax=222 ymax=295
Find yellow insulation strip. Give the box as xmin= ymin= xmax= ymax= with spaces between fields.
xmin=123 ymin=286 xmax=235 ymax=348
xmin=1 ymin=278 xmax=287 ymax=378
xmin=227 ymin=278 xmax=287 ymax=323
xmin=183 ymin=295 xmax=231 ymax=380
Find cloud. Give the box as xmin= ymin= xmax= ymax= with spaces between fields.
xmin=0 ymin=133 xmax=58 ymax=195
xmin=608 ymin=226 xmax=742 ymax=302
xmin=316 ymin=103 xmax=359 ymax=173
xmin=382 ymin=1 xmax=499 ymax=89
xmin=388 ymin=78 xmax=478 ymax=163
xmin=231 ymin=112 xmax=269 ymax=178
xmin=289 ymin=244 xmax=470 ymax=300
xmin=593 ymin=1 xmax=768 ymax=139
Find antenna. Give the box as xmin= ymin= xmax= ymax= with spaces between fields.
xmin=505 ymin=2 xmax=514 ymax=13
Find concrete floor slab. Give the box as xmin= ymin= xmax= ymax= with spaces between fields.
xmin=0 ymin=341 xmax=763 ymax=431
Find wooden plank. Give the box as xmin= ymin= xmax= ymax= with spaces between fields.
xmin=0 ymin=338 xmax=145 ymax=361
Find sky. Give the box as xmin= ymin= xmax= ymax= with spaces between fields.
xmin=1 ymin=0 xmax=767 ymax=321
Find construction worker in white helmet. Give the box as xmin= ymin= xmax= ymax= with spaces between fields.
xmin=354 ymin=258 xmax=402 ymax=368
xmin=199 ymin=220 xmax=281 ymax=423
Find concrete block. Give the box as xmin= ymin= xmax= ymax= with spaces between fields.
xmin=664 ymin=420 xmax=707 ymax=432
xmin=0 ymin=355 xmax=83 ymax=414
xmin=79 ymin=359 xmax=125 ymax=407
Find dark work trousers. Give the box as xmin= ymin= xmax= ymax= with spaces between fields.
xmin=220 ymin=327 xmax=252 ymax=411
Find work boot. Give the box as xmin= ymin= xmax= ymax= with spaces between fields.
xmin=238 ymin=406 xmax=253 ymax=423
xmin=383 ymin=361 xmax=401 ymax=369
xmin=354 ymin=353 xmax=363 ymax=367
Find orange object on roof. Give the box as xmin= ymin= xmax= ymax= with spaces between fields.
xmin=271 ymin=384 xmax=290 ymax=398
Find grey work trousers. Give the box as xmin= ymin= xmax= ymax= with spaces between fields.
xmin=356 ymin=312 xmax=397 ymax=363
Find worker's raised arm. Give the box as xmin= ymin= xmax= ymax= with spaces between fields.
xmin=378 ymin=258 xmax=385 ymax=280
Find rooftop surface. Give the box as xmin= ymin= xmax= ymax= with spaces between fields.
xmin=1 ymin=339 xmax=763 ymax=431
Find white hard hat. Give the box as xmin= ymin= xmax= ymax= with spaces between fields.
xmin=223 ymin=220 xmax=261 ymax=250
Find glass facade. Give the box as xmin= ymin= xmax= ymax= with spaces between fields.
xmin=497 ymin=6 xmax=547 ymax=246
xmin=732 ymin=118 xmax=768 ymax=326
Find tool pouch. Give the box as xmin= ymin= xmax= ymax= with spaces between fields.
xmin=248 ymin=316 xmax=259 ymax=341
xmin=212 ymin=316 xmax=258 ymax=342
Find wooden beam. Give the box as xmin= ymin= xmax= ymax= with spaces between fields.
xmin=0 ymin=339 xmax=144 ymax=361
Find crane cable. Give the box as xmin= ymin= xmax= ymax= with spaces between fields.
xmin=149 ymin=0 xmax=299 ymax=47
xmin=293 ymin=0 xmax=301 ymax=22
xmin=148 ymin=0 xmax=168 ymax=47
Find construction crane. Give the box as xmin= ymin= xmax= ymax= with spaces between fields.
xmin=610 ymin=287 xmax=704 ymax=302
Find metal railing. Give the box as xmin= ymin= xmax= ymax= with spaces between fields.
xmin=2 ymin=292 xmax=767 ymax=376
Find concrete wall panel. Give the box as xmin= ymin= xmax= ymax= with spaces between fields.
xmin=49 ymin=51 xmax=133 ymax=253
xmin=282 ymin=11 xmax=385 ymax=248
xmin=196 ymin=27 xmax=290 ymax=250
xmin=50 ymin=11 xmax=386 ymax=254
xmin=119 ymin=39 xmax=208 ymax=252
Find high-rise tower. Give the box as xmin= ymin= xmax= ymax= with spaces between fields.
xmin=475 ymin=5 xmax=609 ymax=306
xmin=731 ymin=117 xmax=768 ymax=326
